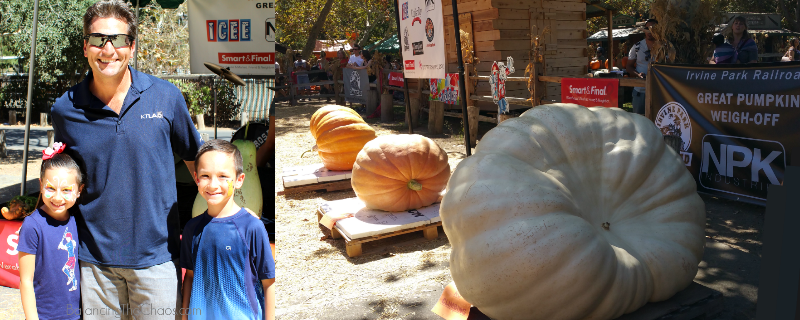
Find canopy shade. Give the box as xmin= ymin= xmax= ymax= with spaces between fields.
xmin=126 ymin=0 xmax=185 ymax=9
xmin=365 ymin=34 xmax=400 ymax=53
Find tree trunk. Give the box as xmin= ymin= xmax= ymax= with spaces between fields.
xmin=357 ymin=23 xmax=380 ymax=48
xmin=301 ymin=0 xmax=336 ymax=58
xmin=796 ymin=0 xmax=800 ymax=32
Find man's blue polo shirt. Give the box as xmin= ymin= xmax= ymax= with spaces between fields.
xmin=51 ymin=67 xmax=203 ymax=268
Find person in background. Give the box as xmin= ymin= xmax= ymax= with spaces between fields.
xmin=347 ymin=44 xmax=365 ymax=67
xmin=294 ymin=54 xmax=311 ymax=102
xmin=711 ymin=33 xmax=735 ymax=64
xmin=726 ymin=16 xmax=758 ymax=63
xmin=784 ymin=38 xmax=800 ymax=61
xmin=626 ymin=19 xmax=658 ymax=115
xmin=595 ymin=45 xmax=607 ymax=68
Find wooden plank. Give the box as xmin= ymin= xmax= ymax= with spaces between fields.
xmin=556 ymin=29 xmax=588 ymax=40
xmin=542 ymin=1 xmax=585 ymax=11
xmin=546 ymin=57 xmax=587 ymax=68
xmin=555 ymin=20 xmax=587 ymax=30
xmin=555 ymin=11 xmax=586 ymax=21
xmin=546 ymin=66 xmax=588 ymax=76
xmin=279 ymin=179 xmax=352 ymax=195
xmin=442 ymin=0 xmax=493 ymax=15
xmin=558 ymin=39 xmax=589 ymax=47
xmin=473 ymin=39 xmax=531 ymax=51
xmin=473 ymin=29 xmax=530 ymax=42
xmin=475 ymin=50 xmax=530 ymax=62
xmin=490 ymin=0 xmax=536 ymax=9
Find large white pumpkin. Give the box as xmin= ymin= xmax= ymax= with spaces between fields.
xmin=441 ymin=104 xmax=705 ymax=320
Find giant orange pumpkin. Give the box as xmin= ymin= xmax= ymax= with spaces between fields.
xmin=310 ymin=105 xmax=376 ymax=171
xmin=351 ymin=134 xmax=450 ymax=212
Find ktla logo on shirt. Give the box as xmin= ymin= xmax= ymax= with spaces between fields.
xmin=206 ymin=19 xmax=252 ymax=42
xmin=141 ymin=111 xmax=164 ymax=119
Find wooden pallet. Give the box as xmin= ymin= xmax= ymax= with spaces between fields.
xmin=317 ymin=197 xmax=443 ymax=257
xmin=279 ymin=163 xmax=352 ymax=195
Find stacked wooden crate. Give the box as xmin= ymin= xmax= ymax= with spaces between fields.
xmin=442 ymin=0 xmax=588 ymax=111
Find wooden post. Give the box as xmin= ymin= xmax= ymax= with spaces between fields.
xmin=407 ymin=80 xmax=421 ymax=127
xmin=8 ymin=111 xmax=16 ymax=125
xmin=39 ymin=113 xmax=47 ymax=126
xmin=380 ymin=93 xmax=393 ymax=123
xmin=498 ymin=113 xmax=515 ymax=123
xmin=288 ymin=54 xmax=296 ymax=106
xmin=366 ymin=88 xmax=378 ymax=116
xmin=428 ymin=101 xmax=444 ymax=135
xmin=333 ymin=67 xmax=342 ymax=105
xmin=0 ymin=130 xmax=6 ymax=158
xmin=196 ymin=114 xmax=206 ymax=130
xmin=464 ymin=64 xmax=478 ymax=147
xmin=607 ymin=10 xmax=614 ymax=70
xmin=532 ymin=62 xmax=546 ymax=106
xmin=46 ymin=130 xmax=54 ymax=147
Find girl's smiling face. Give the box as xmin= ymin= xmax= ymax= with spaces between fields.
xmin=41 ymin=168 xmax=81 ymax=217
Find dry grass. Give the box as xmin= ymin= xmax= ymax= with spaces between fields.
xmin=275 ymin=101 xmax=470 ymax=319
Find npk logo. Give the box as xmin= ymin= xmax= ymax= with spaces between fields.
xmin=206 ymin=19 xmax=252 ymax=42
xmin=700 ymin=134 xmax=785 ymax=200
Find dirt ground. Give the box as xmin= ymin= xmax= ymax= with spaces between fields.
xmin=275 ymin=100 xmax=765 ymax=320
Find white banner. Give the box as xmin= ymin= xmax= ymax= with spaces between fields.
xmin=398 ymin=0 xmax=445 ymax=79
xmin=188 ymin=0 xmax=275 ymax=75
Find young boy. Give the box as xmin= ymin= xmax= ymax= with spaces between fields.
xmin=180 ymin=139 xmax=275 ymax=320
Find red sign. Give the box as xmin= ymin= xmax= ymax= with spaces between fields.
xmin=0 ymin=220 xmax=22 ymax=289
xmin=389 ymin=72 xmax=404 ymax=87
xmin=404 ymin=60 xmax=415 ymax=70
xmin=217 ymin=52 xmax=274 ymax=64
xmin=560 ymin=78 xmax=619 ymax=108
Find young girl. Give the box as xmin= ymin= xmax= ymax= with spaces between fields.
xmin=18 ymin=142 xmax=84 ymax=320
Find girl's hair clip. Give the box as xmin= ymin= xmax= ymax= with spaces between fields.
xmin=42 ymin=142 xmax=65 ymax=161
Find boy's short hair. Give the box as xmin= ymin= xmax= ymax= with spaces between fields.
xmin=712 ymin=33 xmax=725 ymax=46
xmin=195 ymin=140 xmax=244 ymax=177
xmin=83 ymin=0 xmax=137 ymax=40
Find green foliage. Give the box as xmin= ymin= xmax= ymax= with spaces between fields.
xmin=168 ymin=79 xmax=209 ymax=116
xmin=137 ymin=3 xmax=190 ymax=74
xmin=167 ymin=78 xmax=240 ymax=121
xmin=278 ymin=0 xmax=395 ymax=53
xmin=0 ymin=0 xmax=94 ymax=83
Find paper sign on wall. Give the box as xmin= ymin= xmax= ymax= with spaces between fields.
xmin=389 ymin=72 xmax=405 ymax=87
xmin=397 ymin=0 xmax=446 ymax=79
xmin=429 ymin=73 xmax=460 ymax=105
xmin=188 ymin=0 xmax=275 ymax=75
xmin=560 ymin=78 xmax=619 ymax=108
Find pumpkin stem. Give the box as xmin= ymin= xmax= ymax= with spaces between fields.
xmin=301 ymin=145 xmax=319 ymax=158
xmin=602 ymin=222 xmax=610 ymax=230
xmin=407 ymin=180 xmax=423 ymax=191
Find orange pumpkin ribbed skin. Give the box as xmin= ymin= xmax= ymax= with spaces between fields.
xmin=351 ymin=134 xmax=450 ymax=212
xmin=310 ymin=105 xmax=376 ymax=171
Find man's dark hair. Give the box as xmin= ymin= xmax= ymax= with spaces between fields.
xmin=195 ymin=139 xmax=244 ymax=177
xmin=83 ymin=0 xmax=137 ymax=40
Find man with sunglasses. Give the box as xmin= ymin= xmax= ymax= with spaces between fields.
xmin=347 ymin=44 xmax=365 ymax=67
xmin=50 ymin=1 xmax=203 ymax=319
xmin=626 ymin=19 xmax=658 ymax=115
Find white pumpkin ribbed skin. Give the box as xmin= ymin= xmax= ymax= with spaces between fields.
xmin=441 ymin=104 xmax=705 ymax=320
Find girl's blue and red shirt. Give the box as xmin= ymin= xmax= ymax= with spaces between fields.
xmin=18 ymin=209 xmax=81 ymax=319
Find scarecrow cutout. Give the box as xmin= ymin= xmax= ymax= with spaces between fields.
xmin=489 ymin=56 xmax=515 ymax=115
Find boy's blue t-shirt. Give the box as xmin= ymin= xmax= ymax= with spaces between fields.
xmin=18 ymin=209 xmax=81 ymax=320
xmin=180 ymin=208 xmax=275 ymax=320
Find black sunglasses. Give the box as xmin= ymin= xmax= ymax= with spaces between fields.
xmin=84 ymin=33 xmax=134 ymax=48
